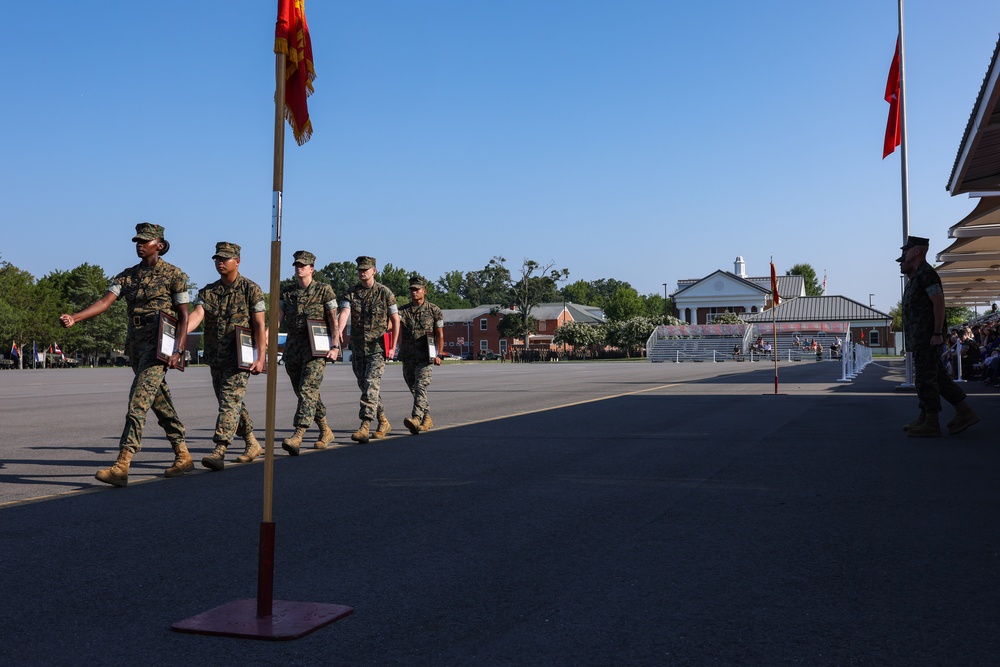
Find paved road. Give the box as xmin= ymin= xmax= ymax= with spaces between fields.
xmin=0 ymin=359 xmax=997 ymax=665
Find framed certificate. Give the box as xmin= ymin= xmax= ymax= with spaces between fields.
xmin=427 ymin=334 xmax=438 ymax=360
xmin=308 ymin=319 xmax=334 ymax=358
xmin=234 ymin=325 xmax=265 ymax=372
xmin=157 ymin=313 xmax=185 ymax=372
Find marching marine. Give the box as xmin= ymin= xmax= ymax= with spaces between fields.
xmin=279 ymin=250 xmax=340 ymax=455
xmin=336 ymin=256 xmax=400 ymax=443
xmin=397 ymin=275 xmax=445 ymax=434
xmin=185 ymin=242 xmax=266 ymax=470
xmin=60 ymin=222 xmax=190 ymax=487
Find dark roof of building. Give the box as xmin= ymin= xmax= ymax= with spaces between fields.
xmin=742 ymin=295 xmax=891 ymax=323
xmin=948 ymin=34 xmax=1000 ymax=194
xmin=674 ymin=271 xmax=804 ymax=299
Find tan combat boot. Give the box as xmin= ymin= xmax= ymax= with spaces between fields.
xmin=95 ymin=449 xmax=134 ymax=487
xmin=419 ymin=414 xmax=433 ymax=432
xmin=236 ymin=432 xmax=262 ymax=463
xmin=948 ymin=400 xmax=980 ymax=435
xmin=351 ymin=420 xmax=371 ymax=444
xmin=282 ymin=427 xmax=307 ymax=456
xmin=902 ymin=411 xmax=926 ymax=432
xmin=202 ymin=443 xmax=228 ymax=471
xmin=315 ymin=417 xmax=335 ymax=449
xmin=371 ymin=414 xmax=391 ymax=439
xmin=164 ymin=442 xmax=194 ymax=477
xmin=907 ymin=412 xmax=942 ymax=437
xmin=404 ymin=416 xmax=422 ymax=435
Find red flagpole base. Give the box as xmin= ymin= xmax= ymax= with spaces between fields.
xmin=172 ymin=598 xmax=353 ymax=641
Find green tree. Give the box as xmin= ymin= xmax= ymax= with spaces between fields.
xmin=786 ymin=263 xmax=822 ymax=296
xmin=318 ymin=260 xmax=356 ymax=297
xmin=463 ymin=258 xmax=513 ymax=306
xmin=0 ymin=262 xmax=62 ymax=358
xmin=497 ymin=311 xmax=537 ymax=342
xmin=641 ymin=292 xmax=671 ymax=322
xmin=888 ymin=303 xmax=902 ymax=331
xmin=589 ymin=278 xmax=634 ymax=307
xmin=378 ymin=262 xmax=411 ymax=304
xmin=561 ymin=279 xmax=597 ymax=306
xmin=432 ymin=270 xmax=471 ymax=309
xmin=497 ymin=257 xmax=570 ymax=323
xmin=601 ymin=316 xmax=658 ymax=358
xmin=39 ymin=263 xmax=126 ymax=358
xmin=604 ymin=286 xmax=645 ymax=322
xmin=553 ymin=320 xmax=600 ymax=356
xmin=946 ymin=306 xmax=977 ymax=328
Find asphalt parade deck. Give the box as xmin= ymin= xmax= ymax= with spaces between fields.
xmin=0 ymin=358 xmax=997 ymax=665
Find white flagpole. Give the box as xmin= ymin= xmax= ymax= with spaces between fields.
xmin=897 ymin=0 xmax=915 ymax=388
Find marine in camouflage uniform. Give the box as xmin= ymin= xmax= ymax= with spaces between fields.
xmin=336 ymin=255 xmax=400 ymax=443
xmin=899 ymin=235 xmax=978 ymax=437
xmin=279 ymin=250 xmax=340 ymax=455
xmin=188 ymin=242 xmax=267 ymax=470
xmin=59 ymin=222 xmax=190 ymax=487
xmin=397 ymin=275 xmax=445 ymax=435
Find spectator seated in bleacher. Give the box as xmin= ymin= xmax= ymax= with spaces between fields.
xmin=732 ymin=344 xmax=743 ymax=361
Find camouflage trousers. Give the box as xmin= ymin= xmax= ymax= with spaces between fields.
xmin=351 ymin=341 xmax=386 ymax=422
xmin=119 ymin=331 xmax=185 ymax=453
xmin=402 ymin=361 xmax=433 ymax=419
xmin=913 ymin=344 xmax=966 ymax=414
xmin=210 ymin=363 xmax=253 ymax=445
xmin=283 ymin=339 xmax=327 ymax=428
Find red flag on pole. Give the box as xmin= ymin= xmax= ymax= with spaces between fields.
xmin=883 ymin=37 xmax=901 ymax=159
xmin=770 ymin=262 xmax=780 ymax=307
xmin=275 ymin=0 xmax=315 ymax=145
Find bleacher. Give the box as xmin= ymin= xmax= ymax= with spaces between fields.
xmin=647 ymin=324 xmax=847 ymax=363
xmin=647 ymin=324 xmax=751 ymax=363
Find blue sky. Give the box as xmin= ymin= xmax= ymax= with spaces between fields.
xmin=4 ymin=1 xmax=1000 ymax=313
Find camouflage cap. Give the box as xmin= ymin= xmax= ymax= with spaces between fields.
xmin=356 ymin=256 xmax=376 ymax=270
xmin=212 ymin=241 xmax=241 ymax=260
xmin=292 ymin=250 xmax=316 ymax=266
xmin=408 ymin=274 xmax=427 ymax=289
xmin=132 ymin=222 xmax=165 ymax=242
xmin=900 ymin=235 xmax=930 ymax=250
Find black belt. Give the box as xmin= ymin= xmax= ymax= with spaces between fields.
xmin=132 ymin=313 xmax=160 ymax=327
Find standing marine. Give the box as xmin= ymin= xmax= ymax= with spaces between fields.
xmin=279 ymin=250 xmax=340 ymax=455
xmin=396 ymin=275 xmax=445 ymax=434
xmin=898 ymin=235 xmax=979 ymax=437
xmin=336 ymin=256 xmax=400 ymax=443
xmin=185 ymin=242 xmax=267 ymax=470
xmin=59 ymin=222 xmax=190 ymax=487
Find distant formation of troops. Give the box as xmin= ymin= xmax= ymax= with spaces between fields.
xmin=60 ymin=223 xmax=447 ymax=487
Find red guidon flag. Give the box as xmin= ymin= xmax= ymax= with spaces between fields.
xmin=770 ymin=262 xmax=780 ymax=307
xmin=275 ymin=0 xmax=315 ymax=145
xmin=883 ymin=37 xmax=901 ymax=159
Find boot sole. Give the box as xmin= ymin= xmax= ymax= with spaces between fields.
xmin=404 ymin=418 xmax=421 ymax=435
xmin=201 ymin=458 xmax=225 ymax=471
xmin=948 ymin=416 xmax=980 ymax=435
xmin=281 ymin=443 xmax=300 ymax=456
xmin=95 ymin=473 xmax=127 ymax=487
xmin=164 ymin=461 xmax=194 ymax=478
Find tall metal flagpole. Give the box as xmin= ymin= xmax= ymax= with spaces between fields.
xmin=171 ymin=2 xmax=352 ymax=638
xmin=898 ymin=0 xmax=915 ymax=388
xmin=255 ymin=46 xmax=288 ymax=619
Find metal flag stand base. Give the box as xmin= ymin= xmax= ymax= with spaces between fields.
xmin=172 ymin=522 xmax=353 ymax=640
xmin=171 ymin=598 xmax=353 ymax=641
